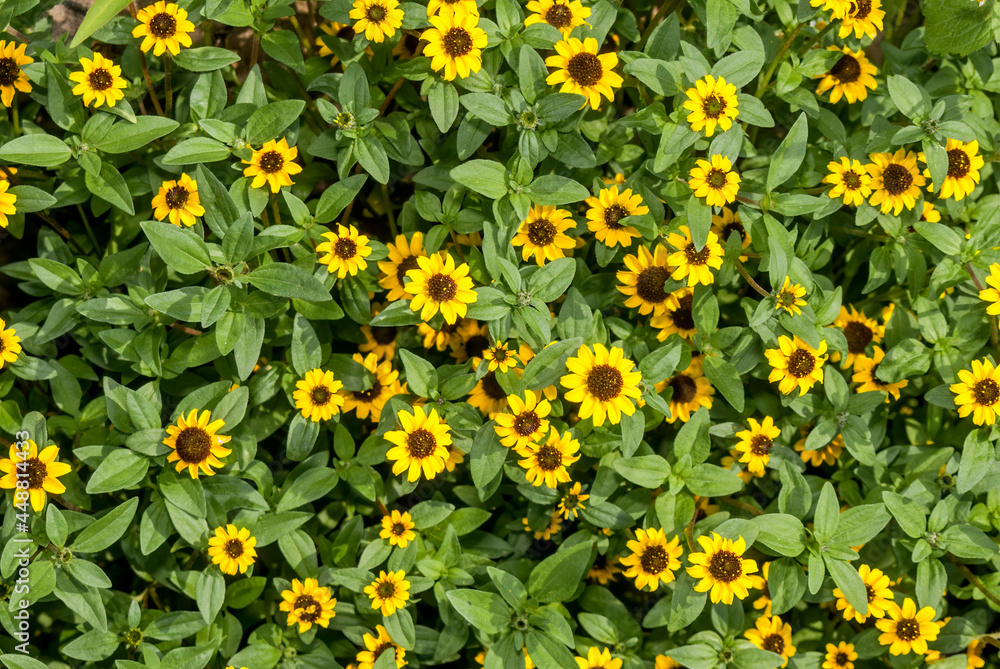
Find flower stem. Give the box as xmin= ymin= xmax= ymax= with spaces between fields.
xmin=735 ymin=259 xmax=771 ymax=297
xmin=755 ymin=22 xmax=804 ymax=99
xmin=250 ymin=33 xmax=260 ymax=69
xmin=381 ymin=184 xmax=398 ymax=237
xmin=796 ymin=21 xmax=833 ymax=58
xmin=950 ymin=556 xmax=1000 ymax=609
xmin=137 ymin=50 xmax=164 ymax=116
xmin=164 ymin=54 xmax=173 ymax=118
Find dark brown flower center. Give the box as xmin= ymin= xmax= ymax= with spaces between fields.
xmin=294 ymin=595 xmax=320 ymax=622
xmin=684 ymin=244 xmax=712 ymax=266
xmin=763 ymin=634 xmax=785 ymax=655
xmin=586 ymin=364 xmax=624 ymax=401
xmin=867 ymin=363 xmax=888 ymax=387
xmin=406 ymin=428 xmax=438 ymax=458
xmin=481 ymin=371 xmax=507 ymax=401
xmin=544 ymin=2 xmax=573 ymax=27
xmin=24 ymin=458 xmax=46 ymax=489
xmin=636 ymin=266 xmax=670 ymax=303
xmin=707 ymin=169 xmax=728 ymax=189
xmin=174 ymin=427 xmax=212 ymax=463
xmin=834 ymin=652 xmax=849 ymax=666
xmin=352 ymin=379 xmax=383 ymax=402
xmin=88 ymin=68 xmax=114 ymax=91
xmin=528 ymin=219 xmax=557 ymax=245
xmin=376 ymin=581 xmax=397 ymax=598
xmin=947 ymin=148 xmax=971 ymax=179
xmin=671 ymin=294 xmax=695 ymax=330
xmin=830 ymin=54 xmax=861 ymax=83
xmin=427 ymin=273 xmax=458 ymax=301
xmin=973 ymin=379 xmax=1000 ymax=406
xmin=373 ymin=642 xmax=394 ymax=660
xmin=224 ymin=538 xmax=244 ymax=557
xmin=149 ymin=12 xmax=177 ymax=37
xmin=395 ymin=254 xmax=421 ymax=285
xmin=639 ymin=545 xmax=669 ymax=574
xmin=842 ymin=170 xmax=863 ymax=189
xmin=787 ymin=349 xmax=816 ymax=378
xmin=366 ymin=3 xmax=387 ymax=21
xmin=850 ymin=0 xmax=871 ymax=19
xmin=567 ymin=52 xmax=603 ymax=87
xmin=882 ymin=163 xmax=913 ymax=195
xmin=335 ymin=238 xmax=358 ymax=259
xmin=373 ymin=326 xmax=397 ymax=345
xmin=843 ymin=320 xmax=873 ymax=353
xmin=707 ymin=550 xmax=743 ymax=582
xmin=750 ymin=434 xmax=773 ymax=456
xmin=865 ymin=584 xmax=876 ymax=602
xmin=513 ymin=411 xmax=541 ymax=436
xmin=669 ymin=374 xmax=698 ymax=404
xmin=259 ymin=150 xmax=285 ymax=174
xmin=535 ymin=444 xmax=562 ymax=471
xmin=443 ymin=27 xmax=473 ymax=57
xmin=465 ymin=334 xmax=489 ymax=359
xmin=0 ymin=58 xmax=20 ymax=87
xmin=310 ymin=385 xmax=333 ymax=406
xmin=165 ymin=185 xmax=189 ymax=209
xmin=337 ymin=25 xmax=357 ymax=39
xmin=895 ymin=618 xmax=921 ymax=642
xmin=721 ymin=221 xmax=746 ymax=243
xmin=391 ymin=522 xmax=407 ymax=536
xmin=702 ymin=94 xmax=726 ymax=118
xmin=603 ymin=204 xmax=628 ymax=229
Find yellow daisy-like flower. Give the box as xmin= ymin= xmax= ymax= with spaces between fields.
xmin=360 ymin=322 xmax=398 ymax=360
xmin=206 ymin=525 xmax=257 ymax=575
xmin=483 ymin=342 xmax=518 ymax=373
xmin=378 ymin=232 xmax=426 ymax=301
xmin=364 ymin=570 xmax=410 ymax=616
xmin=380 ymin=510 xmax=416 ymax=548
xmin=853 ymin=346 xmax=908 ymax=402
xmin=164 ymin=409 xmax=232 ymax=479
xmin=558 ymin=481 xmax=589 ymax=520
xmin=775 ymin=277 xmax=807 ymax=315
xmin=823 ymin=642 xmax=858 ymax=669
xmin=132 ymin=1 xmax=195 ymax=56
xmin=831 ymin=305 xmax=884 ymax=369
xmin=0 ymin=41 xmax=33 ymax=107
xmin=795 ymin=432 xmax=845 ymax=467
xmin=823 ymin=158 xmax=872 ymax=206
xmin=876 ymin=598 xmax=939 ymax=655
xmin=810 ymin=0 xmax=852 ymax=18
xmin=921 ymin=139 xmax=984 ymax=201
xmin=664 ymin=358 xmax=714 ymax=424
xmin=545 ymin=37 xmax=624 ymax=111
xmin=765 ymin=335 xmax=828 ymax=396
xmin=666 ymin=225 xmax=724 ymax=287
xmin=711 ymin=208 xmax=751 ymax=260
xmin=683 ymin=75 xmax=739 ymax=137
xmin=524 ymin=512 xmax=563 ymax=540
xmin=427 ymin=0 xmax=479 ymax=16
xmin=688 ymin=155 xmax=741 ymax=207
xmin=279 ymin=578 xmax=337 ymax=633
xmin=242 ymin=138 xmax=303 ymax=193
xmin=151 ymin=173 xmax=206 ymax=227
xmin=517 ymin=427 xmax=581 ymax=488
xmin=0 ymin=441 xmax=72 ymax=512
xmin=404 ymin=253 xmax=478 ymax=325
xmin=868 ymin=149 xmax=925 ymax=215
xmin=469 ymin=371 xmax=511 ymax=417
xmin=979 ymin=264 xmax=1000 ymax=315
xmin=450 ymin=320 xmax=490 ymax=364
xmin=620 ymin=528 xmax=683 ymax=592
xmin=750 ymin=562 xmax=773 ymax=615
xmin=293 ymin=368 xmax=345 ymax=421
xmin=421 ymin=5 xmax=487 ymax=81
xmin=356 ymin=625 xmax=406 ymax=669
xmin=385 ymin=406 xmax=452 ymax=481
xmin=494 ymin=389 xmax=551 ymax=450
xmin=341 ymin=352 xmax=402 ymax=421
xmin=68 ymin=53 xmax=127 ymax=108
xmin=966 ymin=641 xmax=986 ymax=669
xmin=838 ymin=0 xmax=885 ymax=39
xmin=585 ymin=185 xmax=648 ymax=248
xmin=951 ymin=358 xmax=1000 ymax=426
xmin=833 ymin=564 xmax=894 ymax=623
xmin=686 ymin=532 xmax=759 ymax=604
xmin=525 ymin=0 xmax=590 ymax=34
xmin=560 ymin=343 xmax=642 ymax=427
xmin=512 ymin=205 xmax=577 ymax=265
xmin=616 ymin=244 xmax=673 ymax=315
xmin=350 ymin=0 xmax=404 ymax=42
xmin=651 ymin=289 xmax=697 ymax=340
xmin=575 ymin=647 xmax=622 ymax=669
xmin=0 ymin=317 xmax=22 ymax=368
xmin=920 ymin=201 xmax=941 ymax=222
xmin=815 ymin=46 xmax=878 ymax=104
xmin=745 ymin=616 xmax=796 ymax=668
xmin=317 ymin=224 xmax=373 ymax=278
xmin=587 ymin=554 xmax=621 ymax=584
xmin=418 ymin=320 xmax=463 ymax=351
xmin=734 ymin=416 xmax=780 ymax=476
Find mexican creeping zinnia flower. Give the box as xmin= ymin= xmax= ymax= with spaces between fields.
xmin=279 ymin=578 xmax=336 ymax=633
xmin=385 ymin=406 xmax=452 ymax=481
xmin=652 ymin=288 xmax=697 ymax=340
xmin=979 ymin=264 xmax=1000 ymax=315
xmin=242 ymin=138 xmax=302 ymax=193
xmin=620 ymin=528 xmax=683 ymax=591
xmin=951 ymin=358 xmax=1000 ymax=426
xmin=342 ymin=352 xmax=401 ymax=420
xmin=379 ymin=232 xmax=426 ymax=301
xmin=293 ymin=368 xmax=345 ymax=421
xmin=164 ymin=409 xmax=232 ymax=478
xmin=0 ymin=318 xmax=22 ymax=368
xmin=823 ymin=642 xmax=858 ymax=669
xmin=482 ymin=342 xmax=518 ymax=373
xmin=380 ymin=509 xmax=416 ymax=547
xmin=350 ymin=0 xmax=405 ymax=42
xmin=810 ymin=0 xmax=852 ymax=18
xmin=0 ymin=441 xmax=72 ymax=512
xmin=585 ymin=185 xmax=648 ymax=247
xmin=404 ymin=253 xmax=477 ymax=324
xmin=745 ymin=615 xmax=796 ymax=668
xmin=207 ymin=524 xmax=257 ymax=575
xmin=132 ymin=1 xmax=195 ymax=56
xmin=151 ymin=173 xmax=205 ymax=227
xmin=853 ymin=346 xmax=908 ymax=402
xmin=560 ymin=343 xmax=642 ymax=426
xmin=920 ymin=138 xmax=984 ymax=201
xmin=814 ymin=46 xmax=878 ymax=104
xmin=830 ymin=305 xmax=884 ymax=369
xmin=766 ymin=335 xmax=828 ymax=396
xmin=688 ymin=155 xmax=740 ymax=207
xmin=666 ymin=225 xmax=724 ymax=287
xmin=664 ymin=358 xmax=714 ymax=424
xmin=575 ymin=647 xmax=622 ymax=669
xmin=364 ymin=570 xmax=410 ymax=616
xmin=686 ymin=532 xmax=759 ymax=604
xmin=356 ymin=625 xmax=406 ymax=669
xmin=616 ymin=244 xmax=673 ymax=315
xmin=833 ymin=564 xmax=893 ymax=623
xmin=868 ymin=149 xmax=925 ymax=215
xmin=683 ymin=75 xmax=740 ymax=137
xmin=876 ymin=597 xmax=939 ymax=655
xmin=512 ymin=205 xmax=577 ymax=265
xmin=494 ymin=389 xmax=551 ymax=449
xmin=558 ymin=481 xmax=589 ymax=520
xmin=69 ymin=53 xmax=128 ymax=108
xmin=823 ymin=158 xmax=872 ymax=206
xmin=0 ymin=40 xmax=33 ymax=107
xmin=838 ymin=0 xmax=885 ymax=39
xmin=545 ymin=37 xmax=623 ymax=111
xmin=711 ymin=207 xmax=751 ymax=260
xmin=774 ymin=277 xmax=807 ymax=315
xmin=317 ymin=224 xmax=373 ymax=278
xmin=525 ymin=0 xmax=590 ymax=34
xmin=516 ymin=427 xmax=581 ymax=487
xmin=421 ymin=5 xmax=488 ymax=81
xmin=734 ymin=416 xmax=780 ymax=476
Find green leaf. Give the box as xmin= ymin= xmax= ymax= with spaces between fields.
xmin=8 ymin=185 xmax=56 ymax=212
xmin=446 ymin=590 xmax=511 ymax=634
xmin=315 ymin=174 xmax=367 ymax=224
xmin=197 ymin=569 xmax=226 ymax=623
xmin=162 ymin=137 xmax=232 ymax=165
xmin=70 ymin=0 xmax=132 ymax=47
xmin=245 ymin=100 xmax=307 ymax=145
xmin=246 ymin=264 xmax=332 ymax=301
xmin=882 ymin=491 xmax=926 ymax=539
xmin=71 ymin=498 xmax=139 ymax=553
xmin=527 ymin=541 xmax=592 ymax=603
xmin=528 ymin=258 xmax=576 ymax=302
xmin=356 ymin=135 xmax=390 ymax=184
xmin=887 ymin=75 xmax=930 ymax=121
xmin=923 ymin=0 xmax=997 ymax=56
xmin=521 ymin=337 xmax=582 ymax=391
xmin=94 ymin=116 xmax=179 ymax=153
xmin=85 ymin=449 xmax=149 ymax=494
xmin=451 ymin=160 xmax=508 ymax=199
xmin=825 ymin=557 xmax=867 ymax=616
xmin=766 ymin=113 xmax=808 ymax=192
xmin=614 ymin=455 xmax=671 ymax=488
xmin=701 ymin=355 xmax=744 ymax=412
xmin=260 ymin=30 xmax=307 ymax=73
xmin=141 ymin=220 xmax=212 ymax=274
xmin=529 ymin=175 xmax=589 ymax=206
xmin=471 ymin=421 xmax=507 ymax=488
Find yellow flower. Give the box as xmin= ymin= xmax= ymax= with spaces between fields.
xmin=364 ymin=570 xmax=410 ymax=616
xmin=775 ymin=277 xmax=807 ymax=315
xmin=810 ymin=0 xmax=852 ymax=18
xmin=517 ymin=427 xmax=581 ymax=488
xmin=279 ymin=578 xmax=336 ymax=633
xmin=545 ymin=37 xmax=623 ymax=111
xmin=795 ymin=432 xmax=844 ymax=467
xmin=356 ymin=625 xmax=406 ymax=669
xmin=512 ymin=205 xmax=577 ymax=265
xmin=868 ymin=148 xmax=925 ymax=215
xmin=734 ymin=416 xmax=780 ymax=475
xmin=418 ymin=320 xmax=464 ymax=351
xmin=379 ymin=232 xmax=427 ymax=301
xmin=560 ymin=343 xmax=642 ymax=426
xmin=765 ymin=335 xmax=828 ymax=396
xmin=360 ymin=323 xmax=398 ymax=360
xmin=823 ymin=158 xmax=872 ymax=206
xmin=951 ymin=358 xmax=1000 ymax=426
xmin=979 ymin=264 xmax=1000 ymax=315
xmin=620 ymin=527 xmax=683 ymax=591
xmin=317 ymin=224 xmax=373 ymax=278
xmin=0 ymin=441 xmax=71 ymax=512
xmin=151 ymin=173 xmax=205 ymax=227
xmin=823 ymin=642 xmax=858 ymax=669
xmin=483 ymin=342 xmax=518 ymax=373
xmin=617 ymin=244 xmax=673 ymax=315
xmin=404 ymin=252 xmax=477 ymax=324
xmin=341 ymin=352 xmax=402 ymax=421
xmin=711 ymin=208 xmax=751 ymax=260
xmin=838 ymin=0 xmax=885 ymax=39
xmin=524 ymin=512 xmax=563 ymax=540
xmin=164 ymin=409 xmax=232 ymax=479
xmin=655 ymin=656 xmax=681 ymax=669
xmin=450 ymin=320 xmax=490 ymax=364
xmin=68 ymin=53 xmax=127 ymax=108
xmin=966 ymin=640 xmax=986 ymax=669
xmin=422 ymin=5 xmax=487 ymax=80
xmin=745 ymin=615 xmax=796 ymax=668
xmin=830 ymin=305 xmax=884 ymax=369
xmin=751 ymin=562 xmax=773 ymax=615
xmin=688 ymin=154 xmax=741 ymax=207
xmin=207 ymin=525 xmax=257 ymax=575
xmin=427 ymin=0 xmax=479 ymax=16
xmin=664 ymin=358 xmax=714 ymax=424
xmin=293 ymin=368 xmax=345 ymax=421
xmin=558 ymin=481 xmax=589 ymax=520
xmin=242 ymin=138 xmax=303 ymax=193
xmin=575 ymin=647 xmax=622 ymax=669
xmin=315 ymin=22 xmax=355 ymax=64
xmin=468 ymin=370 xmax=511 ymax=417
xmin=921 ymin=139 xmax=984 ymax=201
xmin=587 ymin=554 xmax=621 ymax=584
xmin=876 ymin=597 xmax=939 ymax=655
xmin=350 ymin=0 xmax=405 ymax=42
xmin=651 ymin=288 xmax=697 ymax=340
xmin=683 ymin=75 xmax=740 ymax=137
xmin=525 ymin=0 xmax=590 ymax=34
xmin=585 ymin=185 xmax=648 ymax=247
xmin=833 ymin=564 xmax=893 ymax=623
xmin=0 ymin=40 xmax=33 ymax=107
xmin=385 ymin=406 xmax=452 ymax=481
xmin=380 ymin=510 xmax=416 ymax=547
xmin=494 ymin=389 xmax=551 ymax=450
xmin=853 ymin=346 xmax=908 ymax=402
xmin=815 ymin=46 xmax=878 ymax=104
xmin=0 ymin=317 xmax=22 ymax=368
xmin=921 ymin=201 xmax=941 ymax=222
xmin=686 ymin=532 xmax=759 ymax=604
xmin=666 ymin=225 xmax=724 ymax=287
xmin=132 ymin=1 xmax=195 ymax=56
